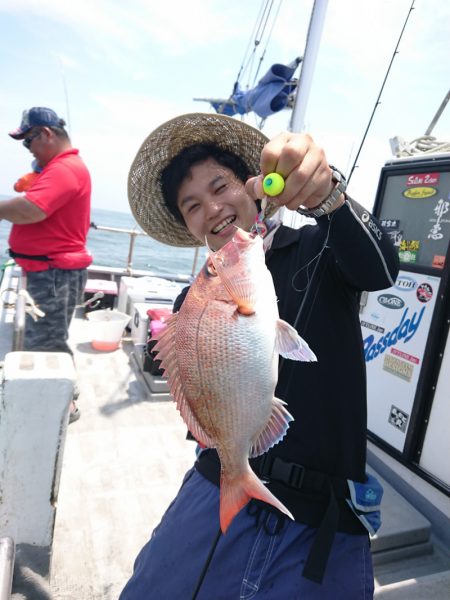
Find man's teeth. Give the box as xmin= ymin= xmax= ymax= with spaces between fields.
xmin=212 ymin=216 xmax=235 ymax=234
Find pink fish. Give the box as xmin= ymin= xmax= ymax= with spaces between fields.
xmin=154 ymin=228 xmax=317 ymax=532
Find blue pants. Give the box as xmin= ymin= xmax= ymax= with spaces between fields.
xmin=24 ymin=268 xmax=87 ymax=354
xmin=120 ymin=468 xmax=374 ymax=599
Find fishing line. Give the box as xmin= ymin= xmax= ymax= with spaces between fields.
xmin=291 ymin=214 xmax=333 ymax=293
xmin=190 ymin=196 xmax=334 ymax=599
xmin=292 ymin=212 xmax=335 ymax=333
xmin=347 ymin=0 xmax=416 ymax=183
xmin=277 ymin=212 xmax=334 ymax=378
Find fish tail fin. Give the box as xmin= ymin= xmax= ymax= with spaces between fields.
xmin=220 ymin=468 xmax=294 ymax=533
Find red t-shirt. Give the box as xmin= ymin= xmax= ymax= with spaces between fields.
xmin=9 ymin=149 xmax=93 ymax=272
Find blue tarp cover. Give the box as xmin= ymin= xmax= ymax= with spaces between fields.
xmin=209 ymin=59 xmax=301 ymax=118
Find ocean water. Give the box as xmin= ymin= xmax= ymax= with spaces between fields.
xmin=0 ymin=207 xmax=208 ymax=277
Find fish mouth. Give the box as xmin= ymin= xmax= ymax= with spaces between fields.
xmin=211 ymin=216 xmax=236 ymax=234
xmin=207 ymin=226 xmax=258 ymax=261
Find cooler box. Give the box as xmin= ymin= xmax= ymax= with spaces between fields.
xmin=84 ymin=279 xmax=118 ymax=313
xmin=130 ymin=302 xmax=174 ymax=348
xmin=117 ymin=276 xmax=182 ymax=315
xmin=131 ymin=302 xmax=151 ymax=347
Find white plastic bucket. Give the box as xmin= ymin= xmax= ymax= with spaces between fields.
xmin=86 ymin=309 xmax=131 ymax=351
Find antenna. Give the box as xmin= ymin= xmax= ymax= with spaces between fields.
xmin=58 ymin=56 xmax=72 ymax=135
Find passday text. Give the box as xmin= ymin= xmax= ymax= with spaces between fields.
xmin=363 ymin=307 xmax=425 ymax=362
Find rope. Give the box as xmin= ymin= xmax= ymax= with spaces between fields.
xmin=18 ymin=289 xmax=46 ymax=321
xmin=232 ymin=0 xmax=283 ymax=94
xmin=392 ymin=135 xmax=450 ymax=157
xmin=250 ymin=0 xmax=283 ymax=88
xmin=235 ymin=1 xmax=267 ymax=86
xmin=0 ymin=288 xmax=45 ymax=321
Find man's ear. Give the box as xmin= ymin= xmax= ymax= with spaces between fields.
xmin=40 ymin=127 xmax=52 ymax=141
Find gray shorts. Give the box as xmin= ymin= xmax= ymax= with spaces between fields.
xmin=24 ymin=268 xmax=88 ymax=354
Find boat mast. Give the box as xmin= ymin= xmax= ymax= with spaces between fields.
xmin=289 ymin=0 xmax=329 ymax=133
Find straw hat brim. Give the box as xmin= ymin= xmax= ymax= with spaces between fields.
xmin=128 ymin=113 xmax=279 ymax=247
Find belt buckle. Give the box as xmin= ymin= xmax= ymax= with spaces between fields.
xmin=258 ymin=454 xmax=274 ymax=479
xmin=288 ymin=462 xmax=305 ymax=489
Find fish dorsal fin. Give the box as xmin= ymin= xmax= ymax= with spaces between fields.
xmin=153 ymin=313 xmax=215 ymax=448
xmin=275 ymin=319 xmax=317 ymax=361
xmin=249 ymin=397 xmax=294 ymax=458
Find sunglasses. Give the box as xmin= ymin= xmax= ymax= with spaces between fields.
xmin=23 ymin=130 xmax=42 ymax=149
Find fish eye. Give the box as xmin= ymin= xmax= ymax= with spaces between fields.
xmin=205 ymin=259 xmax=218 ymax=277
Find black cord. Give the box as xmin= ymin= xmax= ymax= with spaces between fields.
xmin=191 ymin=527 xmax=222 ymax=600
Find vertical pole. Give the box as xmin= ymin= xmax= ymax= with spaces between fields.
xmin=127 ymin=232 xmax=137 ymax=274
xmin=424 ymin=89 xmax=450 ymax=136
xmin=191 ymin=248 xmax=200 ymax=278
xmin=0 ymin=537 xmax=15 ymax=600
xmin=289 ymin=0 xmax=329 ymax=133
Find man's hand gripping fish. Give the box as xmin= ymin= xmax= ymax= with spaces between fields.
xmin=154 ymin=227 xmax=317 ymax=533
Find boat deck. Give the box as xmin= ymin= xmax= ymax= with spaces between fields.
xmin=10 ymin=309 xmax=450 ymax=599
xmin=50 ymin=313 xmax=194 ymax=599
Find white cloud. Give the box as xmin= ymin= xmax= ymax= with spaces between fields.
xmin=0 ymin=0 xmax=449 ymax=215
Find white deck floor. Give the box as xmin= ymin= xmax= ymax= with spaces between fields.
xmin=50 ymin=315 xmax=194 ymax=599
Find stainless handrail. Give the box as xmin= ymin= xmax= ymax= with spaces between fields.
xmin=12 ymin=271 xmax=26 ymax=352
xmin=90 ymin=224 xmax=148 ymax=274
xmin=0 ymin=264 xmax=26 ymax=354
xmin=89 ymin=223 xmax=200 ymax=277
xmin=0 ymin=537 xmax=15 ymax=600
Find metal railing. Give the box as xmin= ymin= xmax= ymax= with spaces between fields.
xmin=0 ymin=537 xmax=15 ymax=600
xmin=89 ymin=223 xmax=201 ymax=276
xmin=0 ymin=264 xmax=26 ymax=355
xmin=13 ymin=272 xmax=26 ymax=352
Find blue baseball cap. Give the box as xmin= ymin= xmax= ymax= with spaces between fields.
xmin=9 ymin=107 xmax=66 ymax=139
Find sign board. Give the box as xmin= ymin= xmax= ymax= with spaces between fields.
xmin=361 ymin=271 xmax=440 ymax=451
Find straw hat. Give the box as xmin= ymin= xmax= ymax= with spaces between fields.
xmin=128 ymin=112 xmax=279 ymax=247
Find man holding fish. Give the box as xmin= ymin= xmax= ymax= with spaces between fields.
xmin=120 ymin=113 xmax=399 ymax=599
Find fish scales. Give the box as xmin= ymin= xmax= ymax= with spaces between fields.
xmin=154 ymin=227 xmax=317 ymax=532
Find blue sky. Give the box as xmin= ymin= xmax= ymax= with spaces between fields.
xmin=0 ymin=0 xmax=449 ymax=214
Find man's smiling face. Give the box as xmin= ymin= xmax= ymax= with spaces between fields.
xmin=177 ymin=158 xmax=258 ymax=251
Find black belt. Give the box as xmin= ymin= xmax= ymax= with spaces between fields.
xmin=9 ymin=249 xmax=53 ymax=262
xmin=253 ymin=453 xmax=349 ymax=499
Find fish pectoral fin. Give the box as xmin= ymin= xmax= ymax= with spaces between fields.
xmin=249 ymin=397 xmax=294 ymax=457
xmin=275 ymin=319 xmax=317 ymax=361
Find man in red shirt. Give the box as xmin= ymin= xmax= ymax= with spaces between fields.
xmin=1 ymin=107 xmax=93 ymax=423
